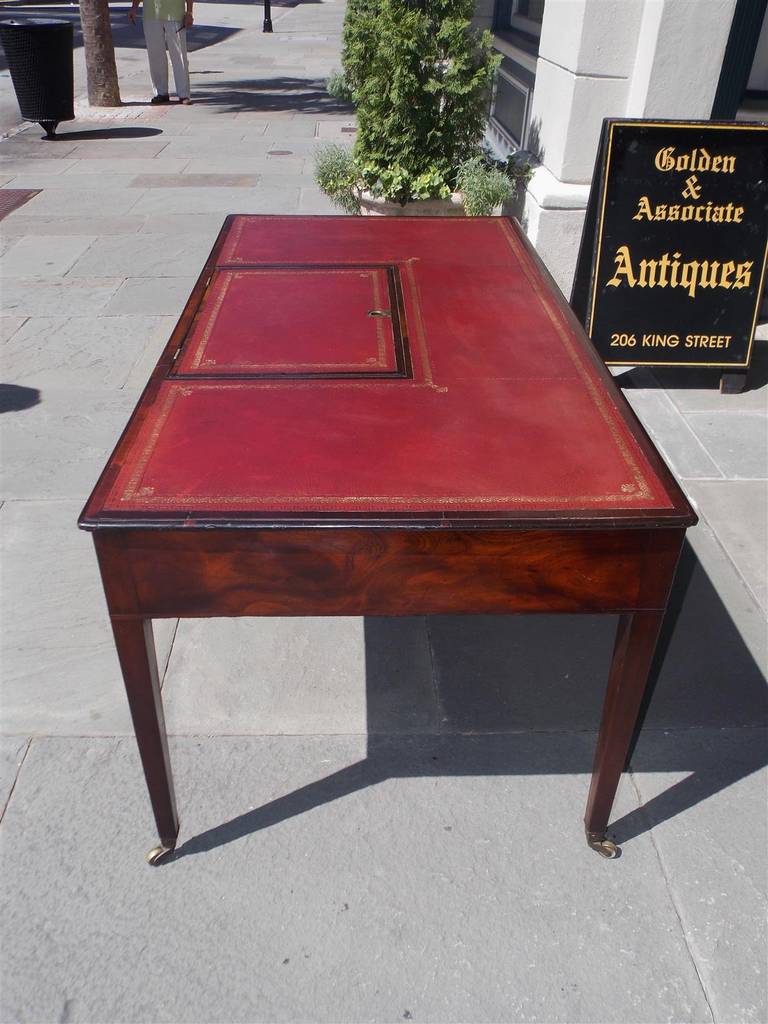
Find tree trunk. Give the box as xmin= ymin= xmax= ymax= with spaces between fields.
xmin=79 ymin=0 xmax=122 ymax=106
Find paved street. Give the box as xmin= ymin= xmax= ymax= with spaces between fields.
xmin=0 ymin=2 xmax=766 ymax=1021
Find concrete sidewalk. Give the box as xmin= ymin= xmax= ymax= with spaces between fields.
xmin=1 ymin=2 xmax=766 ymax=1021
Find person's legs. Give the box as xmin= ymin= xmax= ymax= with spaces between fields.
xmin=164 ymin=21 xmax=191 ymax=100
xmin=143 ymin=17 xmax=169 ymax=98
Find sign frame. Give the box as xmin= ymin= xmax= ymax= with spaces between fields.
xmin=571 ymin=117 xmax=768 ymax=371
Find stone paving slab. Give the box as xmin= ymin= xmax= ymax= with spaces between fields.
xmin=0 ymin=276 xmax=123 ymax=316
xmin=0 ymin=733 xmax=713 ymax=1024
xmin=0 ymin=139 xmax=80 ymax=160
xmin=0 ymin=501 xmax=176 ymax=735
xmin=1 ymin=315 xmax=173 ymax=391
xmin=127 ymin=185 xmax=301 ymax=215
xmin=178 ymin=122 xmax=269 ymax=136
xmin=68 ymin=233 xmax=215 ymax=279
xmin=12 ymin=188 xmax=144 ymax=217
xmin=646 ymin=518 xmax=767 ymax=730
xmin=134 ymin=212 xmax=231 ymax=235
xmin=623 ymin=388 xmax=723 ymax=479
xmin=63 ymin=157 xmax=191 ymax=175
xmin=685 ymin=410 xmax=768 ymax=479
xmin=165 ymin=617 xmax=370 ymax=735
xmin=165 ymin=136 xmax=329 ymax=157
xmin=103 ymin=276 xmax=198 ymax=316
xmin=3 ymin=172 xmax=141 ymax=192
xmin=428 ymin=614 xmax=614 ymax=733
xmin=630 ymin=727 xmax=768 ymax=1024
xmin=130 ymin=172 xmax=262 ymax=187
xmin=683 ymin=517 xmax=767 ymax=676
xmin=163 ymin=616 xmax=436 ymax=736
xmin=0 ymin=215 xmax=146 ymax=236
xmin=182 ymin=155 xmax=308 ymax=174
xmin=0 ymin=388 xmax=140 ymax=499
xmin=685 ymin=480 xmax=768 ymax=613
xmin=65 ymin=140 xmax=171 ymax=159
xmin=0 ymin=317 xmax=25 ymax=342
xmin=0 ymin=235 xmax=96 ymax=278
xmin=158 ymin=137 xmax=306 ymax=158
xmin=0 ymin=158 xmax=78 ymax=175
xmin=0 ymin=737 xmax=28 ymax=814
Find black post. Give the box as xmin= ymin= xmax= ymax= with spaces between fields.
xmin=263 ymin=0 xmax=272 ymax=32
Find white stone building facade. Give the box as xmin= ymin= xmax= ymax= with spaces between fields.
xmin=476 ymin=0 xmax=768 ymax=298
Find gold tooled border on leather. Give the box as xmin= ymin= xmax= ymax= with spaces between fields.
xmin=119 ymin=381 xmax=657 ymax=508
xmin=114 ymin=220 xmax=670 ymax=510
xmin=496 ymin=219 xmax=653 ymax=502
xmin=181 ymin=268 xmax=394 ymax=373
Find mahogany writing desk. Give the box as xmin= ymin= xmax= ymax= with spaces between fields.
xmin=79 ymin=215 xmax=696 ymax=864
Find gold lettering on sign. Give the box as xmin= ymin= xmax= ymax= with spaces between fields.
xmin=606 ymin=246 xmax=753 ymax=299
xmin=682 ymin=175 xmax=702 ymax=200
xmin=654 ymin=146 xmax=737 ymax=174
xmin=642 ymin=334 xmax=680 ymax=347
xmin=633 ymin=197 xmax=746 ymax=223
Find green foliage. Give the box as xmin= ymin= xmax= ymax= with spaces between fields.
xmin=326 ymin=70 xmax=353 ymax=103
xmin=314 ymin=143 xmax=361 ymax=215
xmin=455 ymin=156 xmax=514 ymax=217
xmin=341 ymin=0 xmax=382 ymax=100
xmin=353 ymin=0 xmax=500 ymax=205
xmin=505 ymin=152 xmax=535 ymax=188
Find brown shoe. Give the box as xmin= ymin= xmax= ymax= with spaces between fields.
xmin=179 ymin=97 xmax=193 ymax=105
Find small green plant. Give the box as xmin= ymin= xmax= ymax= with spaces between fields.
xmin=326 ymin=70 xmax=353 ymax=103
xmin=314 ymin=143 xmax=360 ymax=215
xmin=456 ymin=157 xmax=514 ymax=216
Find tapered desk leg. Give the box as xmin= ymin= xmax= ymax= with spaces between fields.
xmin=584 ymin=610 xmax=664 ymax=858
xmin=110 ymin=617 xmax=179 ymax=864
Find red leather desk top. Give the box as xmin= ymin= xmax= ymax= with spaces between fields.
xmin=81 ymin=216 xmax=694 ymax=529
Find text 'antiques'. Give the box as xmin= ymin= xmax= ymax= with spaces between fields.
xmin=572 ymin=120 xmax=768 ymax=370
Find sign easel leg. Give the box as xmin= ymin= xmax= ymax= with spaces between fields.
xmin=720 ymin=370 xmax=748 ymax=394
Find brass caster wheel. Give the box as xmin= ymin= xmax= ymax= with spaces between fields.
xmin=146 ymin=843 xmax=175 ymax=866
xmin=586 ymin=833 xmax=620 ymax=859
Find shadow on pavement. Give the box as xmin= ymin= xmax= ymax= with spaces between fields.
xmin=172 ymin=537 xmax=767 ymax=861
xmin=189 ymin=76 xmax=354 ymax=115
xmin=48 ymin=125 xmax=163 ymax=140
xmin=0 ymin=384 xmax=41 ymax=413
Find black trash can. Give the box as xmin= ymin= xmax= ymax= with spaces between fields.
xmin=0 ymin=18 xmax=74 ymax=137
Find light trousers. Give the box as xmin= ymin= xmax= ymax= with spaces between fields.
xmin=143 ymin=17 xmax=190 ymax=99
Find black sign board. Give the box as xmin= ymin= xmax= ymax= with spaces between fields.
xmin=571 ymin=119 xmax=768 ymax=369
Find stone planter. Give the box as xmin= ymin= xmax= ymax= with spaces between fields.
xmin=359 ymin=190 xmax=466 ymax=217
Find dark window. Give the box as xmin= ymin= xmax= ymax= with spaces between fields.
xmin=491 ymin=73 xmax=528 ymax=146
xmin=516 ymin=0 xmax=544 ymax=21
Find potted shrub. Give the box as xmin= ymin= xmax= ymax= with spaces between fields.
xmin=316 ymin=0 xmax=515 ymax=217
xmin=326 ymin=0 xmax=379 ymax=104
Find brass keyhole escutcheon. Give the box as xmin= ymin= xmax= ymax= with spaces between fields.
xmin=368 ymin=309 xmax=392 ymax=318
